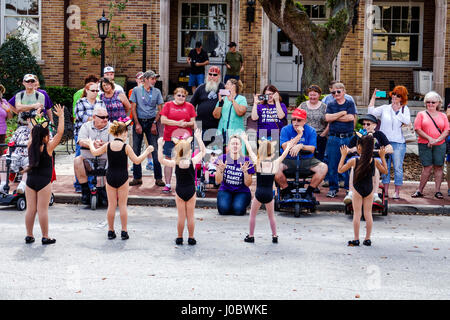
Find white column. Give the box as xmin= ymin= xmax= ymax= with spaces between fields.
xmin=159 ymin=0 xmax=170 ymax=97
xmin=260 ymin=12 xmax=270 ymax=92
xmin=362 ymin=0 xmax=374 ymax=106
xmin=433 ymin=0 xmax=447 ymax=97
xmin=232 ymin=0 xmax=240 ymax=45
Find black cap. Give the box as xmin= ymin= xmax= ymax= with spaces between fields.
xmin=195 ymin=41 xmax=202 ymax=48
xmin=228 ymin=41 xmax=237 ymax=47
xmin=358 ymin=114 xmax=378 ymax=125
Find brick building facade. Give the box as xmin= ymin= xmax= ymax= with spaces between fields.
xmin=1 ymin=0 xmax=449 ymax=105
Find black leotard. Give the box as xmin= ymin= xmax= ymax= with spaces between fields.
xmin=175 ymin=162 xmax=195 ymax=201
xmin=106 ymin=140 xmax=129 ymax=188
xmin=255 ymin=172 xmax=275 ymax=203
xmin=26 ymin=145 xmax=53 ymax=191
xmin=353 ymin=159 xmax=375 ymax=198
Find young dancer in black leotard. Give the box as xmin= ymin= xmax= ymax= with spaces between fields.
xmin=25 ymin=104 xmax=64 ymax=245
xmin=241 ymin=132 xmax=299 ymax=243
xmin=157 ymin=129 xmax=205 ymax=245
xmin=338 ymin=135 xmax=388 ymax=247
xmin=89 ymin=119 xmax=153 ymax=240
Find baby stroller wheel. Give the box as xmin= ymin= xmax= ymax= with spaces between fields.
xmin=90 ymin=194 xmax=97 ymax=210
xmin=49 ymin=193 xmax=55 ymax=206
xmin=16 ymin=197 xmax=26 ymax=211
xmin=294 ymin=203 xmax=301 ymax=217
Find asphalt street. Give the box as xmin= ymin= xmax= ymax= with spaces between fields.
xmin=0 ymin=204 xmax=449 ymax=300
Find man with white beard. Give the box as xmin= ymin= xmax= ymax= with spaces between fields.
xmin=190 ymin=66 xmax=225 ymax=146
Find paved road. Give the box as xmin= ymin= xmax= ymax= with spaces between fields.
xmin=0 ymin=204 xmax=449 ymax=300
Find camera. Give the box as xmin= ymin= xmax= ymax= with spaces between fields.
xmin=258 ymin=94 xmax=269 ymax=101
xmin=20 ymin=110 xmax=36 ymax=120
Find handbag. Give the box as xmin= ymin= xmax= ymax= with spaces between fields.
xmin=401 ymin=123 xmax=417 ymax=143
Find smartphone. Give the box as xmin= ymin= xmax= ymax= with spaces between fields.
xmin=375 ymin=91 xmax=387 ymax=98
xmin=219 ymin=89 xmax=230 ymax=96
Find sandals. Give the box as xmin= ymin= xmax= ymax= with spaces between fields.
xmin=42 ymin=237 xmax=56 ymax=245
xmin=348 ymin=240 xmax=360 ymax=246
xmin=25 ymin=236 xmax=35 ymax=244
xmin=411 ymin=191 xmax=424 ymax=198
xmin=434 ymin=192 xmax=444 ymax=199
xmin=244 ymin=235 xmax=255 ymax=243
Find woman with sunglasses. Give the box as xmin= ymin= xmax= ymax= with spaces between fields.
xmin=368 ymin=86 xmax=411 ymax=199
xmin=100 ymin=78 xmax=131 ymax=122
xmin=160 ymin=88 xmax=197 ymax=193
xmin=251 ymin=84 xmax=287 ymax=141
xmin=411 ymin=91 xmax=449 ymax=199
xmin=299 ymin=85 xmax=328 ymax=161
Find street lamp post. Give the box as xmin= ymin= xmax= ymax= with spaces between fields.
xmin=97 ymin=10 xmax=110 ymax=77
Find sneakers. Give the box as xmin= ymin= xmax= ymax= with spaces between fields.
xmin=146 ymin=161 xmax=154 ymax=171
xmin=322 ymin=180 xmax=329 ymax=187
xmin=175 ymin=237 xmax=183 ymax=245
xmin=343 ymin=191 xmax=353 ymax=204
xmin=363 ymin=239 xmax=371 ymax=246
xmin=339 ymin=181 xmax=345 ymax=188
xmin=327 ymin=190 xmax=337 ymax=198
xmin=162 ymin=186 xmax=171 ymax=193
xmin=17 ymin=181 xmax=26 ymax=194
xmin=121 ymin=231 xmax=129 ymax=240
xmin=129 ymin=178 xmax=143 ymax=186
xmin=155 ymin=179 xmax=165 ymax=187
xmin=108 ymin=230 xmax=116 ymax=240
xmin=373 ymin=193 xmax=382 ymax=204
xmin=188 ymin=238 xmax=197 ymax=245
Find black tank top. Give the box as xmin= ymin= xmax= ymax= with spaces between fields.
xmin=106 ymin=140 xmax=129 ymax=188
xmin=28 ymin=144 xmax=52 ymax=178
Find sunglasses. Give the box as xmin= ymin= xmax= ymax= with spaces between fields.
xmin=25 ymin=80 xmax=36 ymax=83
xmin=292 ymin=118 xmax=303 ymax=122
xmin=89 ymin=89 xmax=99 ymax=92
xmin=331 ymin=90 xmax=342 ymax=95
xmin=392 ymin=93 xmax=402 ymax=98
xmin=95 ymin=115 xmax=109 ymax=120
xmin=426 ymin=101 xmax=437 ymax=105
xmin=208 ymin=73 xmax=219 ymax=76
xmin=362 ymin=122 xmax=374 ymax=126
xmin=176 ymin=94 xmax=186 ymax=98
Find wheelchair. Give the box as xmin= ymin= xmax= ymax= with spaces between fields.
xmin=274 ymin=152 xmax=320 ymax=217
xmin=83 ymin=157 xmax=108 ymax=210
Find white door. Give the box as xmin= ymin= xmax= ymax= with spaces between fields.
xmin=270 ymin=24 xmax=303 ymax=92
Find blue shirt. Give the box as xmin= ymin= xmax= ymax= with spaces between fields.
xmin=326 ymin=99 xmax=357 ymax=134
xmin=130 ymin=85 xmax=164 ymax=119
xmin=280 ymin=124 xmax=317 ymax=160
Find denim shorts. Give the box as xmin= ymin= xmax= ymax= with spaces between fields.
xmin=418 ymin=143 xmax=446 ymax=167
xmin=163 ymin=141 xmax=175 ymax=158
xmin=188 ymin=73 xmax=205 ymax=87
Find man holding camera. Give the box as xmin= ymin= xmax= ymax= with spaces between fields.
xmin=187 ymin=41 xmax=209 ymax=93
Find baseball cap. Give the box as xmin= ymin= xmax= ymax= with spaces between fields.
xmin=228 ymin=41 xmax=237 ymax=48
xmin=23 ymin=74 xmax=36 ymax=81
xmin=136 ymin=71 xmax=144 ymax=79
xmin=208 ymin=66 xmax=221 ymax=75
xmin=292 ymin=108 xmax=307 ymax=120
xmin=104 ymin=66 xmax=115 ymax=73
xmin=143 ymin=70 xmax=160 ymax=79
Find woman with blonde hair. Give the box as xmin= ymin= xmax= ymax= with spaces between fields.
xmin=89 ymin=118 xmax=153 ymax=240
xmin=241 ymin=133 xmax=299 ymax=243
xmin=157 ymin=128 xmax=205 ymax=245
xmin=159 ymin=87 xmax=197 ymax=193
xmin=412 ymin=91 xmax=449 ymax=199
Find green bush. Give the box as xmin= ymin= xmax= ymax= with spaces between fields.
xmin=0 ymin=37 xmax=45 ymax=99
xmin=5 ymin=116 xmax=18 ymax=143
xmin=45 ymin=86 xmax=78 ymax=115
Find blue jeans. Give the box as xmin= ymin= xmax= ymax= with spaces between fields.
xmin=382 ymin=142 xmax=406 ymax=186
xmin=132 ymin=119 xmax=162 ymax=180
xmin=217 ymin=190 xmax=251 ymax=215
xmin=325 ymin=135 xmax=351 ymax=191
xmin=74 ymin=135 xmax=94 ymax=189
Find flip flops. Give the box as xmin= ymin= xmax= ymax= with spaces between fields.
xmin=411 ymin=191 xmax=424 ymax=198
xmin=434 ymin=192 xmax=444 ymax=199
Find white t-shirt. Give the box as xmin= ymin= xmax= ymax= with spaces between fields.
xmin=368 ymin=104 xmax=411 ymax=143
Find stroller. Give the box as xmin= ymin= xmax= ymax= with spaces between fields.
xmin=83 ymin=157 xmax=108 ymax=210
xmin=0 ymin=142 xmax=55 ymax=211
xmin=193 ymin=148 xmax=220 ymax=198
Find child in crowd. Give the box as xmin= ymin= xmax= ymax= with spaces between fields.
xmin=338 ymin=135 xmax=388 ymax=247
xmin=157 ymin=128 xmax=205 ymax=245
xmin=24 ymin=104 xmax=64 ymax=245
xmin=89 ymin=118 xmax=153 ymax=240
xmin=241 ymin=133 xmax=299 ymax=243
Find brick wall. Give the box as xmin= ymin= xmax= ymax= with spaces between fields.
xmin=41 ymin=0 xmax=160 ymax=89
xmin=445 ymin=3 xmax=450 ymax=91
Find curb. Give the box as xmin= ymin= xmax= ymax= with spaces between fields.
xmin=53 ymin=193 xmax=450 ymax=215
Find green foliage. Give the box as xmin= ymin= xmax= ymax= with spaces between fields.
xmin=76 ymin=0 xmax=141 ymax=72
xmin=6 ymin=116 xmax=18 ymax=143
xmin=45 ymin=86 xmax=78 ymax=115
xmin=293 ymin=1 xmax=307 ymax=12
xmin=0 ymin=37 xmax=45 ymax=99
xmin=324 ymin=9 xmax=349 ymax=39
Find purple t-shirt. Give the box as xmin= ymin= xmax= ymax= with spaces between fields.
xmin=8 ymin=89 xmax=53 ymax=110
xmin=216 ymin=154 xmax=255 ymax=193
xmin=0 ymin=99 xmax=9 ymax=134
xmin=257 ymin=103 xmax=288 ymax=139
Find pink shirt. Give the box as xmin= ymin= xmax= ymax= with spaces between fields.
xmin=160 ymin=101 xmax=196 ymax=141
xmin=414 ymin=111 xmax=449 ymax=145
xmin=0 ymin=99 xmax=9 ymax=135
